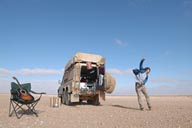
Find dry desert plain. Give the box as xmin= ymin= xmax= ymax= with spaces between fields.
xmin=0 ymin=94 xmax=192 ymax=128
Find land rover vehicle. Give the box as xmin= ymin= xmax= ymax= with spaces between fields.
xmin=58 ymin=52 xmax=115 ymax=105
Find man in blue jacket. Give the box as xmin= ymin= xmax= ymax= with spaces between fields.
xmin=133 ymin=58 xmax=152 ymax=111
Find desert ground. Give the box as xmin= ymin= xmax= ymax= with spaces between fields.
xmin=0 ymin=94 xmax=192 ymax=128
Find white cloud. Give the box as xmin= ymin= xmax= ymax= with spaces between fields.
xmin=164 ymin=50 xmax=172 ymax=55
xmin=1 ymin=68 xmax=192 ymax=95
xmin=184 ymin=0 xmax=192 ymax=16
xmin=149 ymin=76 xmax=192 ymax=95
xmin=114 ymin=39 xmax=127 ymax=47
xmin=31 ymin=80 xmax=60 ymax=94
xmin=107 ymin=68 xmax=132 ymax=75
xmin=151 ymin=76 xmax=192 ymax=85
xmin=0 ymin=68 xmax=63 ymax=94
xmin=0 ymin=78 xmax=59 ymax=94
xmin=151 ymin=77 xmax=177 ymax=83
xmin=112 ymin=75 xmax=192 ymax=95
xmin=183 ymin=71 xmax=192 ymax=75
xmin=127 ymin=0 xmax=151 ymax=7
xmin=0 ymin=78 xmax=10 ymax=93
xmin=0 ymin=68 xmax=64 ymax=76
xmin=14 ymin=68 xmax=63 ymax=75
xmin=115 ymin=39 xmax=123 ymax=45
xmin=0 ymin=68 xmax=11 ymax=76
xmin=184 ymin=0 xmax=192 ymax=9
xmin=148 ymin=84 xmax=192 ymax=95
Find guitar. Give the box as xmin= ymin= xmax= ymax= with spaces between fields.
xmin=12 ymin=76 xmax=34 ymax=101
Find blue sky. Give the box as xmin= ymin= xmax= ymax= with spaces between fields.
xmin=0 ymin=0 xmax=192 ymax=95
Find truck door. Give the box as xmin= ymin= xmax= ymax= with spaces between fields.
xmin=98 ymin=65 xmax=105 ymax=88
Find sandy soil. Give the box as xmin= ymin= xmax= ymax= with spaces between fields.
xmin=0 ymin=94 xmax=192 ymax=128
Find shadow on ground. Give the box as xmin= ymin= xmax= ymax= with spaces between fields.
xmin=111 ymin=104 xmax=140 ymax=111
xmin=61 ymin=102 xmax=103 ymax=107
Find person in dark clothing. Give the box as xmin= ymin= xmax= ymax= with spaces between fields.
xmin=86 ymin=62 xmax=97 ymax=83
xmin=133 ymin=58 xmax=152 ymax=111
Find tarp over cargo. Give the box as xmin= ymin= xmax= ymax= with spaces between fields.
xmin=65 ymin=52 xmax=106 ymax=70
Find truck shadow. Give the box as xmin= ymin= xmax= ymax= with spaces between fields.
xmin=111 ymin=105 xmax=140 ymax=111
xmin=66 ymin=102 xmax=103 ymax=107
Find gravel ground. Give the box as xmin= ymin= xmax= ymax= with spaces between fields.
xmin=0 ymin=94 xmax=192 ymax=128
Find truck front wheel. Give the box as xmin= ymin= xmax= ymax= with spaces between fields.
xmin=61 ymin=91 xmax=66 ymax=104
xmin=65 ymin=92 xmax=71 ymax=105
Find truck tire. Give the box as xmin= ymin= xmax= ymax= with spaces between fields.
xmin=87 ymin=100 xmax=93 ymax=104
xmin=87 ymin=95 xmax=100 ymax=105
xmin=65 ymin=92 xmax=71 ymax=105
xmin=93 ymin=95 xmax=100 ymax=106
xmin=79 ymin=99 xmax=83 ymax=103
xmin=61 ymin=91 xmax=66 ymax=104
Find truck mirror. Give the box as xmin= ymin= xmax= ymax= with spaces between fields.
xmin=58 ymin=80 xmax=61 ymax=85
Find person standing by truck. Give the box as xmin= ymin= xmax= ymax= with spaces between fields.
xmin=133 ymin=58 xmax=152 ymax=111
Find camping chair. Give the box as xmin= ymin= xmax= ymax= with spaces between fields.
xmin=9 ymin=82 xmax=46 ymax=119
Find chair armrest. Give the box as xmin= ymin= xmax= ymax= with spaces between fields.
xmin=30 ymin=90 xmax=46 ymax=94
